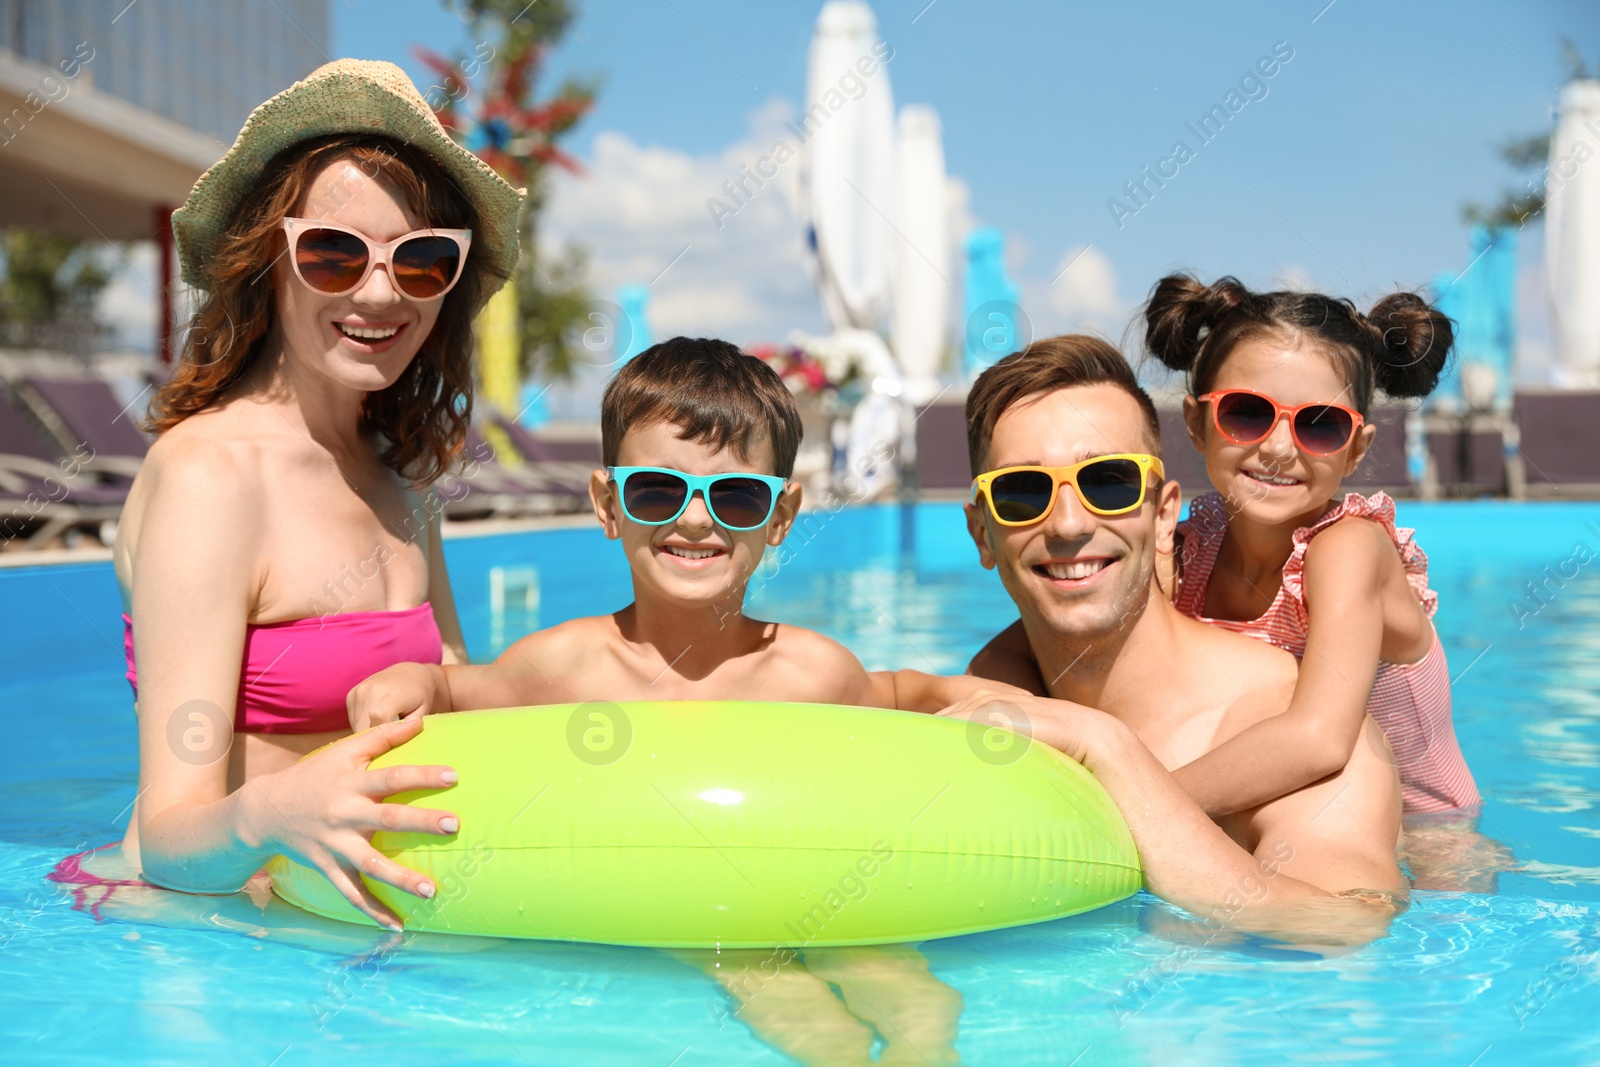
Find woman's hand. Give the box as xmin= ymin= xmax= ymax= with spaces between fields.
xmin=237 ymin=715 xmax=458 ymax=930
xmin=347 ymin=662 xmax=445 ymax=732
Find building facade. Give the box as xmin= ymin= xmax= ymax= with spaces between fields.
xmin=0 ymin=0 xmax=329 ymax=354
xmin=1 ymin=0 xmax=328 ymax=147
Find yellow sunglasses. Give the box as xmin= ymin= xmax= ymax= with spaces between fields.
xmin=971 ymin=454 xmax=1165 ymax=525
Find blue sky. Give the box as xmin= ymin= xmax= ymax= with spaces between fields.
xmin=327 ymin=0 xmax=1596 ymax=376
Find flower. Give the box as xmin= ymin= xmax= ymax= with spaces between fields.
xmin=747 ymin=330 xmax=902 ymax=398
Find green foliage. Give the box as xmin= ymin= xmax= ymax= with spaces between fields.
xmin=447 ymin=0 xmax=576 ymax=50
xmin=518 ymin=244 xmax=597 ymax=382
xmin=0 ymin=229 xmax=110 ymax=350
xmin=1559 ymin=36 xmax=1594 ymax=82
xmin=1464 ymin=35 xmax=1596 ymax=229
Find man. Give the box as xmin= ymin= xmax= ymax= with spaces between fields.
xmin=946 ymin=335 xmax=1405 ymax=928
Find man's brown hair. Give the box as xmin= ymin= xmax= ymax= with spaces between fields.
xmin=601 ymin=337 xmax=804 ymax=477
xmin=965 ymin=334 xmax=1162 ymax=476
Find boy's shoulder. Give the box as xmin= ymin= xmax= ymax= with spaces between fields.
xmin=756 ymin=617 xmax=852 ymax=660
xmin=747 ymin=618 xmax=871 ymax=701
xmin=500 ymin=613 xmax=618 ymax=669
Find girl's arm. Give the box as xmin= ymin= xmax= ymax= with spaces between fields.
xmin=130 ymin=443 xmax=262 ymax=890
xmin=1170 ymin=519 xmax=1394 ymax=816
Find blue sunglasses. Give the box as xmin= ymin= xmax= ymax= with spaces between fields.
xmin=608 ymin=466 xmax=789 ymax=531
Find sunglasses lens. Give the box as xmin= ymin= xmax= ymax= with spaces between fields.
xmin=293 ymin=228 xmax=368 ymax=293
xmin=1293 ymin=405 xmax=1356 ymax=454
xmin=989 ymin=470 xmax=1055 ymax=523
xmin=393 ymin=234 xmax=462 ymax=299
xmin=622 ymin=470 xmax=689 ymax=523
xmin=1213 ymin=392 xmax=1278 ymax=443
xmin=708 ymin=477 xmax=775 ymax=529
xmin=1075 ymin=458 xmax=1145 ymax=513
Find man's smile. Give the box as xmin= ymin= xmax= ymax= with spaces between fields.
xmin=1030 ymin=555 xmax=1116 ymax=587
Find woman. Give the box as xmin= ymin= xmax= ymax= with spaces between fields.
xmin=52 ymin=60 xmax=523 ymax=930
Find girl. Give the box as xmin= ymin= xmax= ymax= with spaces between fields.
xmin=1144 ymin=273 xmax=1480 ymax=818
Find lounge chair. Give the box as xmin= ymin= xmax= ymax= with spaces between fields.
xmin=1424 ymin=412 xmax=1509 ymax=496
xmin=1513 ymin=390 xmax=1600 ymax=493
xmin=913 ymin=399 xmax=971 ymax=492
xmin=434 ymin=427 xmax=587 ymax=521
xmin=484 ymin=412 xmax=597 ymax=497
xmin=1155 ymin=408 xmax=1210 ymax=499
xmin=1347 ymin=404 xmax=1411 ymax=494
xmin=17 ymin=375 xmax=148 ymax=480
xmin=0 ymin=392 xmax=126 ymax=547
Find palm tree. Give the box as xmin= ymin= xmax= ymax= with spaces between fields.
xmin=421 ymin=0 xmax=598 ymax=382
xmin=1465 ymin=37 xmax=1595 ymax=229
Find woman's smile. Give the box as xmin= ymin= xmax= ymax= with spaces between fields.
xmin=332 ymin=319 xmax=409 ymax=352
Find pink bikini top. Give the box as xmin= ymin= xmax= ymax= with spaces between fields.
xmin=121 ymin=603 xmax=444 ymax=734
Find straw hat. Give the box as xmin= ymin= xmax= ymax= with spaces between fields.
xmin=172 ymin=59 xmax=525 ymax=307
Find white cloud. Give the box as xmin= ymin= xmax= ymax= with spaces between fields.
xmin=1271 ymin=264 xmax=1317 ymax=292
xmin=542 ymin=98 xmax=826 ymax=346
xmin=543 ymin=99 xmax=977 ymax=361
xmin=1016 ymin=243 xmax=1132 ymax=346
xmin=1048 ymin=245 xmax=1123 ymax=322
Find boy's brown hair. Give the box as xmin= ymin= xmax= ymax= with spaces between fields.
xmin=965 ymin=334 xmax=1162 ymax=476
xmin=601 ymin=337 xmax=805 ymax=477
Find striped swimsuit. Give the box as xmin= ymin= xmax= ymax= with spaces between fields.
xmin=1175 ymin=490 xmax=1480 ymax=813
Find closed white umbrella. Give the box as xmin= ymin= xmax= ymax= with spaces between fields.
xmin=1546 ymin=79 xmax=1600 ymax=387
xmin=890 ymin=104 xmax=950 ymax=406
xmin=802 ymin=0 xmax=896 ymax=332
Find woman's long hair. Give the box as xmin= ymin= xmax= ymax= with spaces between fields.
xmin=145 ymin=134 xmax=490 ymax=484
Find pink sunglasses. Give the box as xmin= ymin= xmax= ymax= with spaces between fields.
xmin=281 ymin=217 xmax=472 ymax=301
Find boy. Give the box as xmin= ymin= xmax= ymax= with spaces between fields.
xmin=349 ymin=336 xmax=943 ymax=723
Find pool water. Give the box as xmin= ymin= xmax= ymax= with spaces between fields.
xmin=2 ymin=501 xmax=1598 ymax=1065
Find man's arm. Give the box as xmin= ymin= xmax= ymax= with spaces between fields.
xmin=965 ymin=621 xmax=1047 ymax=695
xmin=1233 ymin=715 xmax=1407 ymax=897
xmin=866 ymin=669 xmax=1031 ymax=713
xmin=937 ymin=694 xmax=1402 ymax=930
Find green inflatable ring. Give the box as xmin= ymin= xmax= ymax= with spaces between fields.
xmin=269 ymin=701 xmax=1143 ymax=946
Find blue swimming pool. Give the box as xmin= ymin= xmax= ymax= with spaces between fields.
xmin=2 ymin=501 xmax=1597 ymax=1064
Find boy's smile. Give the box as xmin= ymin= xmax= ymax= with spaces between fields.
xmin=658 ymin=542 xmax=725 ymax=565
